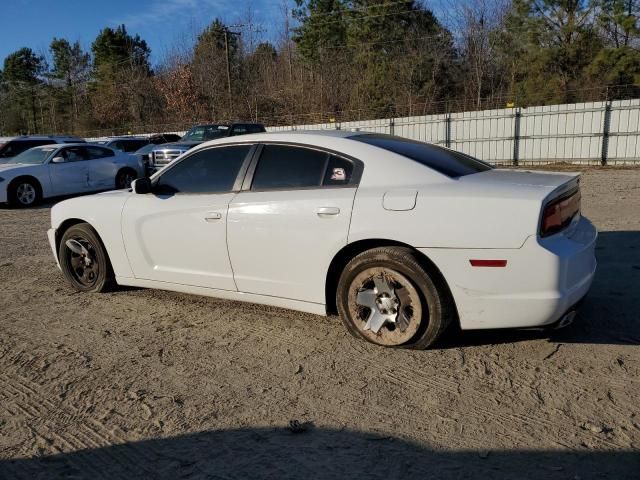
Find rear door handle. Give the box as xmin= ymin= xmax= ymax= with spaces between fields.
xmin=316 ymin=207 xmax=340 ymax=217
xmin=204 ymin=212 xmax=222 ymax=222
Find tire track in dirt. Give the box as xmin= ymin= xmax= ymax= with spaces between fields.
xmin=344 ymin=342 xmax=626 ymax=450
xmin=0 ymin=369 xmax=158 ymax=478
xmin=215 ymin=312 xmax=629 ymax=450
xmin=0 ymin=334 xmax=162 ymax=476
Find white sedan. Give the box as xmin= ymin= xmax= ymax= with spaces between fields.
xmin=0 ymin=144 xmax=144 ymax=207
xmin=47 ymin=131 xmax=597 ymax=348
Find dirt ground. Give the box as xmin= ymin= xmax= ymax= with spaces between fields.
xmin=0 ymin=168 xmax=639 ymax=479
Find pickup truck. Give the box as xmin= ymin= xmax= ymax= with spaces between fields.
xmin=148 ymin=122 xmax=266 ymax=174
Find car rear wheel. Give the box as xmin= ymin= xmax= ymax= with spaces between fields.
xmin=9 ymin=179 xmax=41 ymax=208
xmin=58 ymin=223 xmax=114 ymax=293
xmin=336 ymin=247 xmax=452 ymax=349
xmin=115 ymin=169 xmax=137 ymax=189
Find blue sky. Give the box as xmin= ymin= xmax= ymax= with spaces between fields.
xmin=0 ymin=0 xmax=285 ymax=67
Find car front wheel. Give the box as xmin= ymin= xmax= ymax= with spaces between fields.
xmin=58 ymin=223 xmax=114 ymax=293
xmin=336 ymin=247 xmax=452 ymax=349
xmin=9 ymin=179 xmax=41 ymax=208
xmin=115 ymin=169 xmax=137 ymax=189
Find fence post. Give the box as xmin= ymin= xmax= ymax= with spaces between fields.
xmin=445 ymin=114 xmax=452 ymax=148
xmin=601 ymin=101 xmax=612 ymax=166
xmin=513 ymin=108 xmax=521 ymax=166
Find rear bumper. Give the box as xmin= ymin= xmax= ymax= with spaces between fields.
xmin=419 ymin=216 xmax=597 ymax=330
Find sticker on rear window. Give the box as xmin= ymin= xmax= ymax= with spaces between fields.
xmin=331 ymin=168 xmax=346 ymax=181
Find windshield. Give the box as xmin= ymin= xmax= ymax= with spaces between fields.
xmin=7 ymin=147 xmax=57 ymax=165
xmin=181 ymin=125 xmax=230 ymax=142
xmin=351 ymin=134 xmax=492 ymax=178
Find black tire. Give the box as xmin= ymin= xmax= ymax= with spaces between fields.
xmin=58 ymin=223 xmax=115 ymax=293
xmin=8 ymin=178 xmax=41 ymax=208
xmin=115 ymin=168 xmax=137 ymax=189
xmin=336 ymin=247 xmax=453 ymax=349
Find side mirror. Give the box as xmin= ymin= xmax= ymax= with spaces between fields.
xmin=51 ymin=156 xmax=65 ymax=163
xmin=132 ymin=177 xmax=152 ymax=194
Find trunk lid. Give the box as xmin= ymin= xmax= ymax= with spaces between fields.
xmin=460 ymin=168 xmax=580 ymax=198
xmin=458 ymin=168 xmax=581 ymax=207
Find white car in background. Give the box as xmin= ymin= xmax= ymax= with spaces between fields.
xmin=0 ymin=143 xmax=143 ymax=207
xmin=47 ymin=131 xmax=597 ymax=348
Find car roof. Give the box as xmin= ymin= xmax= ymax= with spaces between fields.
xmin=13 ymin=135 xmax=84 ymax=141
xmin=34 ymin=143 xmax=99 ymax=149
xmin=202 ymin=129 xmax=362 ymax=141
xmin=102 ymin=136 xmax=149 ymax=140
xmin=191 ymin=122 xmax=264 ymax=127
xmin=272 ymin=129 xmax=360 ymax=138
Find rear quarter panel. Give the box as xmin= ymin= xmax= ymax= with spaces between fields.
xmin=348 ymin=182 xmax=542 ymax=249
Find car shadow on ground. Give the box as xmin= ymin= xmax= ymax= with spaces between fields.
xmin=440 ymin=230 xmax=640 ymax=348
xmin=1 ymin=427 xmax=637 ymax=479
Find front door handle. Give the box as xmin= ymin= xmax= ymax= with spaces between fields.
xmin=316 ymin=207 xmax=340 ymax=217
xmin=204 ymin=212 xmax=222 ymax=222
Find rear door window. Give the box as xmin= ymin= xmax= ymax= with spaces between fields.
xmin=323 ymin=155 xmax=354 ymax=186
xmin=86 ymin=146 xmax=115 ymax=159
xmin=60 ymin=146 xmax=88 ymax=162
xmin=251 ymin=145 xmax=328 ymax=190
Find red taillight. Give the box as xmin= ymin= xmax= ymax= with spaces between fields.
xmin=469 ymin=259 xmax=507 ymax=267
xmin=541 ymin=188 xmax=581 ymax=237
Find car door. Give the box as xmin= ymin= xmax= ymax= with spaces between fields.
xmin=227 ymin=144 xmax=361 ymax=304
xmin=121 ymin=144 xmax=254 ymax=290
xmin=85 ymin=146 xmax=118 ymax=190
xmin=47 ymin=146 xmax=90 ymax=195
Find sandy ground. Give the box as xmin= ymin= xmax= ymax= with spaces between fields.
xmin=0 ymin=168 xmax=639 ymax=479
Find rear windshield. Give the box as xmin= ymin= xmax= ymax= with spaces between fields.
xmin=0 ymin=139 xmax=51 ymax=158
xmin=352 ymin=134 xmax=492 ymax=178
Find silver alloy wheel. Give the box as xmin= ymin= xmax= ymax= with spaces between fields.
xmin=347 ymin=267 xmax=423 ymax=346
xmin=16 ymin=183 xmax=36 ymax=205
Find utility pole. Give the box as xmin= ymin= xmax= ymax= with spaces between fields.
xmin=222 ymin=28 xmax=241 ymax=119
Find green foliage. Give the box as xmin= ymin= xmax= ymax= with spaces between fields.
xmin=194 ymin=19 xmax=238 ymax=58
xmin=588 ymin=46 xmax=640 ymax=84
xmin=92 ymin=24 xmax=151 ymax=80
xmin=48 ymin=39 xmax=91 ymax=132
xmin=293 ymin=0 xmax=349 ymax=63
xmin=0 ymin=47 xmax=44 ymax=133
xmin=293 ymin=0 xmax=458 ymax=114
xmin=2 ymin=47 xmax=43 ymax=84
xmin=50 ymin=38 xmax=90 ymax=84
xmin=90 ymin=25 xmax=153 ymax=129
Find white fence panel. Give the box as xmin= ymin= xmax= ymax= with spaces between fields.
xmin=266 ymin=100 xmax=640 ymax=165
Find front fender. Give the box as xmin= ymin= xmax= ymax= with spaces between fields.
xmin=50 ymin=191 xmax=134 ymax=277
